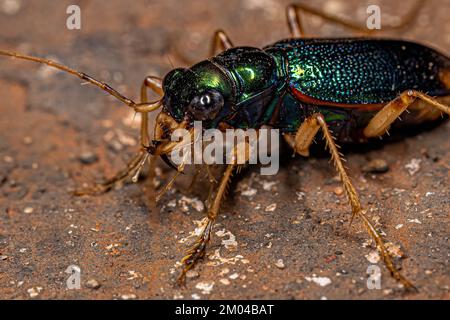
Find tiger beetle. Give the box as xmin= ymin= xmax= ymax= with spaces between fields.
xmin=1 ymin=2 xmax=449 ymax=290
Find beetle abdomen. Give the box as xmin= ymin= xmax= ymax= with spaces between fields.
xmin=266 ymin=38 xmax=450 ymax=106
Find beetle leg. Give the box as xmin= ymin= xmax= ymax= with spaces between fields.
xmin=75 ymin=77 xmax=163 ymax=196
xmin=209 ymin=29 xmax=234 ymax=56
xmin=177 ymin=164 xmax=235 ymax=286
xmin=285 ymin=113 xmax=416 ymax=290
xmin=285 ymin=1 xmax=422 ymax=37
xmin=172 ymin=29 xmax=234 ymax=66
xmin=364 ymin=90 xmax=450 ymax=138
xmin=177 ymin=140 xmax=249 ymax=285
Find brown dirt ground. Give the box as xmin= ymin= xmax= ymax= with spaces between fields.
xmin=0 ymin=0 xmax=449 ymax=300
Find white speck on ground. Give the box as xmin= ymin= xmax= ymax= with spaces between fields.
xmin=296 ymin=191 xmax=305 ymax=200
xmin=265 ymin=203 xmax=277 ymax=212
xmin=207 ymin=249 xmax=246 ymax=266
xmin=0 ymin=0 xmax=22 ymax=15
xmin=408 ymin=219 xmax=422 ymax=224
xmin=229 ymin=273 xmax=239 ymax=280
xmin=241 ymin=187 xmax=257 ymax=198
xmin=179 ymin=196 xmax=204 ymax=212
xmin=126 ymin=270 xmax=141 ymax=280
xmin=23 ymin=207 xmax=34 ymax=214
xmin=219 ymin=268 xmax=230 ymax=276
xmin=27 ymin=287 xmax=43 ymax=298
xmin=366 ymin=250 xmax=381 ymax=263
xmin=215 ymin=229 xmax=238 ymax=249
xmin=385 ymin=242 xmax=404 ymax=258
xmin=262 ymin=180 xmax=278 ymax=191
xmin=405 ymin=158 xmax=422 ymax=175
xmin=195 ymin=281 xmax=214 ymax=294
xmin=362 ymin=239 xmax=373 ymax=248
xmin=275 ymin=259 xmax=285 ymax=269
xmin=173 ymin=293 xmax=184 ymax=300
xmin=305 ymin=276 xmax=332 ymax=287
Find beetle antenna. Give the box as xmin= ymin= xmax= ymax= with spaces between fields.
xmin=0 ymin=49 xmax=160 ymax=112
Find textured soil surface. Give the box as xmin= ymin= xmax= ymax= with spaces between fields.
xmin=0 ymin=0 xmax=449 ymax=300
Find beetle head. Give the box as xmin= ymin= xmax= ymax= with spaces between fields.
xmin=161 ymin=61 xmax=234 ymax=125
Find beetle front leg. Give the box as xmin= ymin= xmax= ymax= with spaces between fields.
xmin=177 ymin=164 xmax=235 ymax=285
xmin=285 ymin=113 xmax=416 ymax=290
xmin=75 ymin=76 xmax=163 ymax=196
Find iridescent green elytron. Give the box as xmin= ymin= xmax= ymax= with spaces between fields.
xmin=162 ymin=38 xmax=450 ymax=142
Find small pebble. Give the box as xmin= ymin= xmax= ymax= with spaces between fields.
xmin=265 ymin=203 xmax=277 ymax=212
xmin=22 ymin=136 xmax=33 ymax=145
xmin=385 ymin=242 xmax=403 ymax=258
xmin=333 ymin=187 xmax=344 ymax=196
xmin=85 ymin=279 xmax=101 ymax=290
xmin=121 ymin=294 xmax=137 ymax=300
xmin=195 ymin=281 xmax=214 ymax=294
xmin=3 ymin=155 xmax=14 ymax=163
xmin=229 ymin=273 xmax=239 ymax=280
xmin=78 ymin=151 xmax=98 ymax=165
xmin=275 ymin=259 xmax=285 ymax=269
xmin=23 ymin=207 xmax=34 ymax=214
xmin=362 ymin=159 xmax=389 ymax=173
xmin=305 ymin=276 xmax=332 ymax=287
xmin=366 ymin=250 xmax=380 ymax=263
xmin=27 ymin=287 xmax=43 ymax=298
xmin=241 ymin=188 xmax=257 ymax=198
xmin=0 ymin=255 xmax=8 ymax=260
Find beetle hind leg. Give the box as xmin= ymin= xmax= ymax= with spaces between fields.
xmin=285 ymin=1 xmax=423 ymax=37
xmin=285 ymin=113 xmax=416 ymax=290
xmin=364 ymin=90 xmax=450 ymax=138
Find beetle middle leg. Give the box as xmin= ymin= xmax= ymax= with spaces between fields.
xmin=364 ymin=90 xmax=450 ymax=138
xmin=75 ymin=76 xmax=163 ymax=195
xmin=286 ymin=1 xmax=423 ymax=37
xmin=284 ymin=113 xmax=416 ymax=290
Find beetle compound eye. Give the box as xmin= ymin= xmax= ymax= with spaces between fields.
xmin=188 ymin=89 xmax=224 ymax=120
